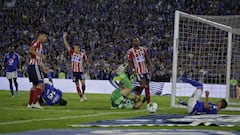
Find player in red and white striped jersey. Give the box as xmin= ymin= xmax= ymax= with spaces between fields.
xmin=127 ymin=37 xmax=153 ymax=104
xmin=27 ymin=31 xmax=48 ymax=109
xmin=63 ymin=32 xmax=88 ymax=101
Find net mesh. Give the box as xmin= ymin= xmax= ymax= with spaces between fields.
xmin=177 ymin=16 xmax=228 ymax=98
xmin=173 ymin=12 xmax=240 ymax=110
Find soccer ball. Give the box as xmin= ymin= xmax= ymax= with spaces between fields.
xmin=147 ymin=102 xmax=158 ymax=113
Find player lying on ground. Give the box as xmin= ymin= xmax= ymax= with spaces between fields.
xmin=178 ymin=77 xmax=227 ymax=115
xmin=110 ymin=64 xmax=146 ymax=109
xmin=37 ymin=80 xmax=67 ymax=106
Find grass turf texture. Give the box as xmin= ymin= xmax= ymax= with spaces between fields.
xmin=0 ymin=90 xmax=239 ymax=133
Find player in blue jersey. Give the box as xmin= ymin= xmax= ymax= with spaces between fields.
xmin=178 ymin=77 xmax=228 ymax=115
xmin=4 ymin=46 xmax=21 ymax=96
xmin=38 ymin=80 xmax=67 ymax=106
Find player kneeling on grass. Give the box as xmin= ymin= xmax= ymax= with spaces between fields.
xmin=38 ymin=80 xmax=67 ymax=106
xmin=110 ymin=68 xmax=146 ymax=109
xmin=178 ymin=77 xmax=227 ymax=115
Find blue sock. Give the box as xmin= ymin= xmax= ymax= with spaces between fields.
xmin=182 ymin=78 xmax=203 ymax=89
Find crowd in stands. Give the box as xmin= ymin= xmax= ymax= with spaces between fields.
xmin=0 ymin=0 xmax=239 ymax=82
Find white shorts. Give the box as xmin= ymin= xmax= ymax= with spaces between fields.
xmin=187 ymin=88 xmax=203 ymax=113
xmin=6 ymin=71 xmax=18 ymax=80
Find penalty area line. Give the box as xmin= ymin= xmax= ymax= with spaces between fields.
xmin=0 ymin=109 xmax=149 ymax=126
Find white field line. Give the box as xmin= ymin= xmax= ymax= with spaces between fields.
xmin=0 ymin=107 xmax=171 ymax=126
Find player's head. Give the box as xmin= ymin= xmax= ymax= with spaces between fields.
xmin=38 ymin=30 xmax=48 ymax=43
xmin=59 ymin=99 xmax=67 ymax=106
xmin=73 ymin=44 xmax=80 ymax=53
xmin=217 ymin=99 xmax=228 ymax=109
xmin=132 ymin=38 xmax=140 ymax=47
xmin=8 ymin=46 xmax=15 ymax=53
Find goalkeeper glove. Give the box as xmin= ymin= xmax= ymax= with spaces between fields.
xmin=142 ymin=97 xmax=146 ymax=103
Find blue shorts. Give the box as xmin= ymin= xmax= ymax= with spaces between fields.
xmin=72 ymin=72 xmax=85 ymax=82
xmin=27 ymin=64 xmax=44 ymax=85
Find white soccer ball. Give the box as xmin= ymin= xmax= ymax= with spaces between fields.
xmin=147 ymin=102 xmax=158 ymax=113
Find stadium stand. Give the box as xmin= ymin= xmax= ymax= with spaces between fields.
xmin=0 ymin=0 xmax=239 ymax=82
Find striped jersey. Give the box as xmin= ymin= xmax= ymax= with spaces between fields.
xmin=29 ymin=40 xmax=43 ymax=65
xmin=127 ymin=46 xmax=149 ymax=74
xmin=69 ymin=49 xmax=87 ymax=72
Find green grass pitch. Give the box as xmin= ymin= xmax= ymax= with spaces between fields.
xmin=0 ymin=90 xmax=240 ymax=133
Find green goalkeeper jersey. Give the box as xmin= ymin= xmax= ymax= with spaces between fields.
xmin=111 ymin=88 xmax=135 ymax=109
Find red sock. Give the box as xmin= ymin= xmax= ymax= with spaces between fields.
xmin=145 ymin=88 xmax=151 ymax=104
xmin=28 ymin=88 xmax=35 ymax=105
xmin=33 ymin=88 xmax=42 ymax=104
xmin=77 ymin=86 xmax=82 ymax=97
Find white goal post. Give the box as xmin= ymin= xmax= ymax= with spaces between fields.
xmin=171 ymin=10 xmax=240 ymax=111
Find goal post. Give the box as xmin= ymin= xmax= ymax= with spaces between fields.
xmin=171 ymin=10 xmax=240 ymax=111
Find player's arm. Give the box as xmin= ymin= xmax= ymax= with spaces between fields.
xmin=127 ymin=51 xmax=135 ymax=74
xmin=145 ymin=50 xmax=153 ymax=73
xmin=29 ymin=46 xmax=46 ymax=59
xmin=133 ymin=97 xmax=146 ymax=109
xmin=3 ymin=54 xmax=7 ymax=68
xmin=17 ymin=53 xmax=21 ymax=69
xmin=204 ymin=91 xmax=210 ymax=109
xmin=63 ymin=32 xmax=71 ymax=52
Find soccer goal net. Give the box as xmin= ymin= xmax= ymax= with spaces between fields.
xmin=171 ymin=10 xmax=240 ymax=111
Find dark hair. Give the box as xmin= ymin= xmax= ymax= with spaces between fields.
xmin=59 ymin=98 xmax=67 ymax=106
xmin=39 ymin=30 xmax=49 ymax=35
xmin=220 ymin=99 xmax=228 ymax=109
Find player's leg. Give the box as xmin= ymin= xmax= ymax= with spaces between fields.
xmin=6 ymin=72 xmax=14 ymax=96
xmin=80 ymin=73 xmax=87 ymax=101
xmin=13 ymin=78 xmax=19 ymax=95
xmin=118 ymin=71 xmax=133 ymax=89
xmin=183 ymin=78 xmax=203 ymax=113
xmin=8 ymin=79 xmax=14 ymax=96
xmin=28 ymin=65 xmax=44 ymax=109
xmin=73 ymin=72 xmax=83 ymax=99
xmin=182 ymin=77 xmax=203 ymax=89
xmin=27 ymin=65 xmax=36 ymax=107
xmin=144 ymin=73 xmax=151 ymax=104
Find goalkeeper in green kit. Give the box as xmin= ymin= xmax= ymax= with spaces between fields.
xmin=110 ymin=64 xmax=146 ymax=109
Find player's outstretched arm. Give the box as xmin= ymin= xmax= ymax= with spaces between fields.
xmin=133 ymin=97 xmax=146 ymax=109
xmin=63 ymin=32 xmax=71 ymax=52
xmin=204 ymin=91 xmax=210 ymax=109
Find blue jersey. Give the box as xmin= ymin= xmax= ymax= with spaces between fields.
xmin=191 ymin=101 xmax=218 ymax=115
xmin=41 ymin=84 xmax=62 ymax=105
xmin=4 ymin=52 xmax=20 ymax=72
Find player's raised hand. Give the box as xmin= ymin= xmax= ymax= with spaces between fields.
xmin=63 ymin=32 xmax=67 ymax=39
xmin=205 ymin=91 xmax=209 ymax=97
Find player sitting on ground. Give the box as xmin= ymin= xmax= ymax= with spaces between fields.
xmin=38 ymin=80 xmax=67 ymax=106
xmin=110 ymin=64 xmax=146 ymax=109
xmin=177 ymin=77 xmax=228 ymax=115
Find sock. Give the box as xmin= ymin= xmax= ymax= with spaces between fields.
xmin=118 ymin=72 xmax=133 ymax=89
xmin=33 ymin=88 xmax=42 ymax=104
xmin=77 ymin=86 xmax=82 ymax=97
xmin=10 ymin=82 xmax=14 ymax=96
xmin=82 ymin=85 xmax=85 ymax=94
xmin=145 ymin=87 xmax=151 ymax=104
xmin=10 ymin=88 xmax=14 ymax=96
xmin=28 ymin=88 xmax=35 ymax=105
xmin=14 ymin=81 xmax=18 ymax=92
xmin=183 ymin=78 xmax=203 ymax=89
